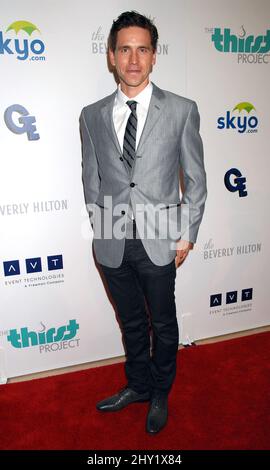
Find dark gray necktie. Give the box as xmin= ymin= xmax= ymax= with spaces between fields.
xmin=123 ymin=100 xmax=137 ymax=172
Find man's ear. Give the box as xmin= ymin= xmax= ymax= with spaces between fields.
xmin=108 ymin=48 xmax=116 ymax=67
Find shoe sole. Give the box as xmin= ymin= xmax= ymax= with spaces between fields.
xmin=146 ymin=422 xmax=167 ymax=434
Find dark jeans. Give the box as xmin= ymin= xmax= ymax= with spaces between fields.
xmin=99 ymin=231 xmax=179 ymax=396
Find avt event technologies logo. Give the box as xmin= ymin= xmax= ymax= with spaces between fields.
xmin=210 ymin=26 xmax=270 ymax=64
xmin=2 ymin=255 xmax=64 ymax=288
xmin=4 ymin=104 xmax=40 ymax=140
xmin=210 ymin=288 xmax=253 ymax=317
xmin=7 ymin=319 xmax=80 ymax=353
xmin=217 ymin=102 xmax=258 ymax=134
xmin=224 ymin=168 xmax=248 ymax=198
xmin=3 ymin=255 xmax=63 ymax=276
xmin=0 ymin=20 xmax=45 ymax=61
xmin=210 ymin=289 xmax=253 ymax=307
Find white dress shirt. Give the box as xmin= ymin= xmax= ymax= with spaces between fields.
xmin=113 ymin=82 xmax=153 ymax=220
xmin=113 ymin=81 xmax=153 ymax=151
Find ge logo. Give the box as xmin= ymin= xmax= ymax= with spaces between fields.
xmin=4 ymin=104 xmax=40 ymax=141
xmin=224 ymin=168 xmax=247 ymax=197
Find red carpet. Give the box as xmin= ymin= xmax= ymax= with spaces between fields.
xmin=1 ymin=331 xmax=269 ymax=450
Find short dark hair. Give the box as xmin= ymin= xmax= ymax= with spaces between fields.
xmin=108 ymin=11 xmax=159 ymax=52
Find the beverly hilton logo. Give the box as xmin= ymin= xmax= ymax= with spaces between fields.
xmin=91 ymin=25 xmax=169 ymax=55
xmin=207 ymin=26 xmax=270 ymax=64
xmin=0 ymin=20 xmax=46 ymax=61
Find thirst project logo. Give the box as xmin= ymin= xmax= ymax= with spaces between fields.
xmin=211 ymin=27 xmax=270 ymax=64
xmin=7 ymin=320 xmax=80 ymax=353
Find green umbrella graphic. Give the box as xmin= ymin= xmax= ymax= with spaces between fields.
xmin=6 ymin=20 xmax=40 ymax=36
xmin=232 ymin=102 xmax=256 ymax=113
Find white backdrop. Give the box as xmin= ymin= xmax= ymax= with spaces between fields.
xmin=0 ymin=0 xmax=269 ymax=379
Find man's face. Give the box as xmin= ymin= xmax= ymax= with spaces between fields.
xmin=109 ymin=26 xmax=156 ymax=94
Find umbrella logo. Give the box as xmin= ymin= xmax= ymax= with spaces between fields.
xmin=6 ymin=20 xmax=40 ymax=36
xmin=232 ymin=102 xmax=256 ymax=113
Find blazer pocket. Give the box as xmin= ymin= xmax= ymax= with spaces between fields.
xmin=159 ymin=203 xmax=181 ymax=210
xmin=95 ymin=201 xmax=108 ymax=210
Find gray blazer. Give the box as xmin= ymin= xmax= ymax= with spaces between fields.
xmin=80 ymin=83 xmax=207 ymax=267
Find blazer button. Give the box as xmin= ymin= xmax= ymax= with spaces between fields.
xmin=130 ymin=182 xmax=135 ymax=187
xmin=119 ymin=157 xmax=123 ymax=161
xmin=121 ymin=210 xmax=125 ymax=215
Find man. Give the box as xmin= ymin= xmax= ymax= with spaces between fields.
xmin=80 ymin=11 xmax=207 ymax=434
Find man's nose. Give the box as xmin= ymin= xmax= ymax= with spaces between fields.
xmin=130 ymin=50 xmax=138 ymax=63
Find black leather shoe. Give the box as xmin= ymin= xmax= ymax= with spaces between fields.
xmin=146 ymin=394 xmax=168 ymax=434
xmin=96 ymin=387 xmax=150 ymax=412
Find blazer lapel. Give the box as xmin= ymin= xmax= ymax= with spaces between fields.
xmin=100 ymin=84 xmax=166 ymax=175
xmin=101 ymin=91 xmax=122 ymax=157
xmin=136 ymin=83 xmax=165 ymax=154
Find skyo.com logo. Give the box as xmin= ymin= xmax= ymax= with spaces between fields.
xmin=217 ymin=102 xmax=258 ymax=134
xmin=0 ymin=20 xmax=45 ymax=61
xmin=7 ymin=319 xmax=80 ymax=353
xmin=211 ymin=26 xmax=270 ymax=64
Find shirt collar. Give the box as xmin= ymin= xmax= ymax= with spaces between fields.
xmin=116 ymin=81 xmax=153 ymax=110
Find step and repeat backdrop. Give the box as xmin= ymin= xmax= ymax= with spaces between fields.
xmin=0 ymin=0 xmax=269 ymax=379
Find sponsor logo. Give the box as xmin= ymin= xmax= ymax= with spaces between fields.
xmin=0 ymin=20 xmax=46 ymax=61
xmin=224 ymin=168 xmax=248 ymax=198
xmin=217 ymin=102 xmax=258 ymax=134
xmin=3 ymin=255 xmax=63 ymax=277
xmin=4 ymin=104 xmax=40 ymax=140
xmin=91 ymin=25 xmax=169 ymax=55
xmin=203 ymin=239 xmax=262 ymax=260
xmin=7 ymin=319 xmax=80 ymax=350
xmin=210 ymin=288 xmax=253 ymax=307
xmin=210 ymin=26 xmax=270 ymax=64
xmin=0 ymin=200 xmax=68 ymax=216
